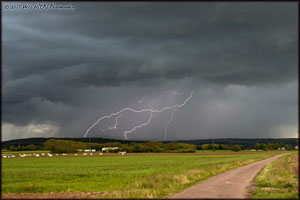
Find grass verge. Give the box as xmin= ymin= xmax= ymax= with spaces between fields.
xmin=252 ymin=151 xmax=299 ymax=199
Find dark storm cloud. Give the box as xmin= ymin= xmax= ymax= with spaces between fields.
xmin=2 ymin=2 xmax=298 ymax=140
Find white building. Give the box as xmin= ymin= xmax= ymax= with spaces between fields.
xmin=84 ymin=149 xmax=96 ymax=152
xmin=102 ymin=147 xmax=119 ymax=152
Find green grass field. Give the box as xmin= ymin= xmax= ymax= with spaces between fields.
xmin=252 ymin=152 xmax=299 ymax=199
xmin=2 ymin=151 xmax=282 ymax=198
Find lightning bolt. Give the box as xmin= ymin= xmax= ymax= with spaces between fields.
xmin=84 ymin=91 xmax=193 ymax=139
xmin=124 ymin=109 xmax=153 ymax=140
xmin=101 ymin=113 xmax=122 ymax=131
xmin=138 ymin=97 xmax=145 ymax=103
xmin=164 ymin=109 xmax=177 ymax=140
xmin=173 ymin=91 xmax=182 ymax=96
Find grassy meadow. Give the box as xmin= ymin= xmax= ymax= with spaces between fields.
xmin=252 ymin=151 xmax=299 ymax=199
xmin=2 ymin=151 xmax=282 ymax=198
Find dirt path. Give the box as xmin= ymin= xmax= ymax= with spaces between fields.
xmin=170 ymin=154 xmax=286 ymax=199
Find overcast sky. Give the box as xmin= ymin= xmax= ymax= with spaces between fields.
xmin=2 ymin=2 xmax=298 ymax=141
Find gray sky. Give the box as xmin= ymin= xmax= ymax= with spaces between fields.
xmin=2 ymin=2 xmax=298 ymax=141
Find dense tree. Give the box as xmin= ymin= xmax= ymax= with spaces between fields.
xmin=165 ymin=143 xmax=178 ymax=151
xmin=8 ymin=145 xmax=16 ymax=151
xmin=219 ymin=144 xmax=231 ymax=150
xmin=131 ymin=143 xmax=145 ymax=153
xmin=44 ymin=139 xmax=87 ymax=153
xmin=259 ymin=143 xmax=267 ymax=151
xmin=231 ymin=145 xmax=242 ymax=152
xmin=254 ymin=143 xmax=260 ymax=150
xmin=196 ymin=145 xmax=202 ymax=150
xmin=201 ymin=144 xmax=209 ymax=150
xmin=267 ymin=143 xmax=273 ymax=150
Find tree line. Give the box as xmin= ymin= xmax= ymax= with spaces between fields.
xmin=196 ymin=144 xmax=245 ymax=152
xmin=254 ymin=142 xmax=291 ymax=150
xmin=43 ymin=139 xmax=197 ymax=153
xmin=4 ymin=139 xmax=295 ymax=153
xmin=6 ymin=144 xmax=43 ymax=151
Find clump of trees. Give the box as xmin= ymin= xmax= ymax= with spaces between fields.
xmin=44 ymin=139 xmax=86 ymax=153
xmin=7 ymin=144 xmax=43 ymax=151
xmin=195 ymin=142 xmax=294 ymax=152
xmin=197 ymin=144 xmax=244 ymax=152
xmin=87 ymin=141 xmax=197 ymax=153
xmin=254 ymin=142 xmax=291 ymax=151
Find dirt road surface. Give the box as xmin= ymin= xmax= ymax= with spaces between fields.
xmin=170 ymin=154 xmax=286 ymax=199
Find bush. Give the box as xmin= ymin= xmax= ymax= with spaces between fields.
xmin=231 ymin=145 xmax=242 ymax=152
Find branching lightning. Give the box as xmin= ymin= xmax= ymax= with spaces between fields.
xmin=124 ymin=109 xmax=153 ymax=140
xmin=84 ymin=91 xmax=193 ymax=139
xmin=101 ymin=113 xmax=122 ymax=131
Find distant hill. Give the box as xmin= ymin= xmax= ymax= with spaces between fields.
xmin=2 ymin=137 xmax=131 ymax=149
xmin=2 ymin=137 xmax=298 ymax=149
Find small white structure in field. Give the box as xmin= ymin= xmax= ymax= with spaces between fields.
xmin=56 ymin=154 xmax=59 ymax=156
xmin=7 ymin=156 xmax=11 ymax=158
xmin=3 ymin=155 xmax=7 ymax=158
xmin=11 ymin=155 xmax=15 ymax=158
xmin=102 ymin=147 xmax=119 ymax=152
xmin=118 ymin=151 xmax=126 ymax=156
xmin=84 ymin=149 xmax=96 ymax=152
xmin=33 ymin=153 xmax=36 ymax=155
xmin=90 ymin=153 xmax=93 ymax=155
xmin=28 ymin=154 xmax=32 ymax=156
xmin=75 ymin=153 xmax=78 ymax=156
xmin=42 ymin=153 xmax=45 ymax=156
xmin=99 ymin=153 xmax=103 ymax=156
xmin=83 ymin=153 xmax=88 ymax=156
xmin=62 ymin=153 xmax=67 ymax=156
xmin=35 ymin=154 xmax=40 ymax=157
xmin=295 ymin=146 xmax=298 ymax=150
xmin=250 ymin=149 xmax=256 ymax=151
xmin=281 ymin=147 xmax=286 ymax=151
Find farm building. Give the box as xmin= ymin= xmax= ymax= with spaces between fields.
xmin=84 ymin=149 xmax=96 ymax=152
xmin=102 ymin=147 xmax=119 ymax=152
